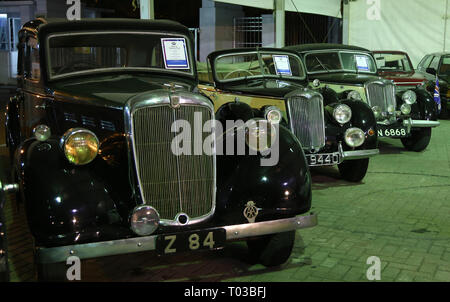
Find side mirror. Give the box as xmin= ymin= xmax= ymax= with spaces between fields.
xmin=426 ymin=67 xmax=436 ymax=75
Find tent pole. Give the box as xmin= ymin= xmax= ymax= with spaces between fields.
xmin=140 ymin=0 xmax=155 ymax=20
xmin=274 ymin=0 xmax=285 ymax=48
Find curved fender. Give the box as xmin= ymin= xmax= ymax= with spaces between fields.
xmin=213 ymin=101 xmax=312 ymax=225
xmin=408 ymin=88 xmax=438 ymax=121
xmin=15 ymin=138 xmax=123 ymax=247
xmin=326 ymin=99 xmax=378 ymax=151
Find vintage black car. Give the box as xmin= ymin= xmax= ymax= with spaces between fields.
xmin=285 ymin=44 xmax=440 ymax=152
xmin=2 ymin=19 xmax=317 ymax=281
xmin=198 ymin=48 xmax=379 ymax=182
xmin=416 ymin=52 xmax=450 ymax=118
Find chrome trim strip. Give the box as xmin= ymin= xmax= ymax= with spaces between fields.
xmin=404 ymin=120 xmax=440 ymax=128
xmin=36 ymin=213 xmax=318 ymax=264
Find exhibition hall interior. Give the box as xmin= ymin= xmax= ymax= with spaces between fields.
xmin=0 ymin=0 xmax=449 ymax=286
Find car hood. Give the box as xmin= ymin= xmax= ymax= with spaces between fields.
xmin=309 ymin=72 xmax=381 ymax=86
xmin=51 ymin=74 xmax=195 ymax=109
xmin=221 ymin=78 xmax=306 ymax=98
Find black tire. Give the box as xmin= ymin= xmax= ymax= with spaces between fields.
xmin=246 ymin=231 xmax=295 ymax=267
xmin=338 ymin=158 xmax=369 ymax=182
xmin=0 ymin=211 xmax=9 ymax=282
xmin=401 ymin=128 xmax=432 ymax=152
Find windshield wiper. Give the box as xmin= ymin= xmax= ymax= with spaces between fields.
xmin=314 ymin=56 xmax=330 ymax=72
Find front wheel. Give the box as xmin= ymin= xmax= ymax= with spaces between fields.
xmin=246 ymin=231 xmax=295 ymax=267
xmin=401 ymin=128 xmax=432 ymax=152
xmin=338 ymin=158 xmax=369 ymax=182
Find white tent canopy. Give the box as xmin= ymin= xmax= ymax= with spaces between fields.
xmin=347 ymin=0 xmax=449 ymax=67
xmin=214 ymin=0 xmax=342 ymax=18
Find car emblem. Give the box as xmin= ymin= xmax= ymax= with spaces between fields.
xmin=243 ymin=201 xmax=258 ymax=223
xmin=170 ymin=95 xmax=180 ymax=109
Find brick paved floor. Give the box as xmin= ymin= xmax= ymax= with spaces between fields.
xmin=1 ymin=91 xmax=449 ymax=282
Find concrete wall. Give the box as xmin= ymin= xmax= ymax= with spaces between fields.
xmin=199 ymin=0 xmax=244 ymax=62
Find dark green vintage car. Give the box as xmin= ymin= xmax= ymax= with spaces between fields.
xmin=285 ymin=44 xmax=440 ymax=152
xmin=2 ymin=18 xmax=317 ymax=281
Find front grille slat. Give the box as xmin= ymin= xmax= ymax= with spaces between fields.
xmin=131 ymin=104 xmax=215 ymax=222
xmin=366 ymin=82 xmax=396 ymax=113
xmin=288 ymin=95 xmax=325 ymax=151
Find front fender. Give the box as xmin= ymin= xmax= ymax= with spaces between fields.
xmin=407 ymin=88 xmax=438 ymax=121
xmin=15 ymin=138 xmax=129 ymax=247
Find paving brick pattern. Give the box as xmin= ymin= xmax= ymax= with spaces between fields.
xmin=1 ymin=91 xmax=449 ymax=282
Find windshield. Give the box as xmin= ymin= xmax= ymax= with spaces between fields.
xmin=214 ymin=51 xmax=306 ymax=82
xmin=304 ymin=51 xmax=377 ymax=74
xmin=373 ymin=52 xmax=413 ymax=72
xmin=439 ymin=56 xmax=450 ymax=77
xmin=47 ymin=32 xmax=194 ymax=80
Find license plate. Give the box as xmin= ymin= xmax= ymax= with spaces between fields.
xmin=306 ymin=152 xmax=341 ymax=166
xmin=156 ymin=228 xmax=226 ymax=255
xmin=377 ymin=126 xmax=408 ymax=138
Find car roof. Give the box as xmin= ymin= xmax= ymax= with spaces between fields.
xmin=21 ymin=18 xmax=192 ymax=38
xmin=284 ymin=43 xmax=371 ymax=53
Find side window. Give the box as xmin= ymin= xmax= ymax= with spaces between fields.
xmin=428 ymin=56 xmax=440 ymax=71
xmin=418 ymin=55 xmax=432 ymax=70
xmin=26 ymin=36 xmax=40 ymax=81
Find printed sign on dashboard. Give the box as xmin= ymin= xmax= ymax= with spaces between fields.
xmin=161 ymin=38 xmax=190 ymax=69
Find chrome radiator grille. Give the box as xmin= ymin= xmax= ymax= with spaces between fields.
xmin=365 ymin=81 xmax=396 ymax=113
xmin=287 ymin=94 xmax=325 ymax=151
xmin=131 ymin=104 xmax=215 ymax=222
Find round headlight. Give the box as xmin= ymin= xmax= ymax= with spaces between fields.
xmin=33 ymin=124 xmax=51 ymax=142
xmin=372 ymin=106 xmax=382 ymax=119
xmin=264 ymin=106 xmax=282 ymax=124
xmin=312 ymin=79 xmax=321 ymax=87
xmin=348 ymin=90 xmax=362 ymax=100
xmin=333 ymin=104 xmax=352 ymax=124
xmin=130 ymin=205 xmax=160 ymax=236
xmin=400 ymin=103 xmax=411 ymax=115
xmin=387 ymin=105 xmax=396 ymax=114
xmin=245 ymin=119 xmax=276 ymax=152
xmin=62 ymin=128 xmax=99 ymax=165
xmin=344 ymin=127 xmax=365 ymax=148
xmin=402 ymin=90 xmax=417 ymax=105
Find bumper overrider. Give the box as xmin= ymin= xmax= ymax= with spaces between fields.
xmin=36 ymin=213 xmax=318 ymax=264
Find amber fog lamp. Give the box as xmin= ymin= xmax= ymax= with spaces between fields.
xmin=62 ymin=128 xmax=99 ymax=165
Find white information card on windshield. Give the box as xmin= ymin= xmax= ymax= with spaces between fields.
xmin=161 ymin=38 xmax=190 ymax=69
xmin=273 ymin=55 xmax=292 ymax=76
xmin=355 ymin=55 xmax=369 ymax=71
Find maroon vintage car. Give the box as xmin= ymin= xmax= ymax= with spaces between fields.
xmin=373 ymin=50 xmax=446 ymax=117
xmin=373 ymin=51 xmax=427 ymax=89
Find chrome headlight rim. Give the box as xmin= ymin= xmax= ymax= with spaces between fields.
xmin=264 ymin=106 xmax=282 ymax=125
xmin=245 ymin=118 xmax=277 ymax=153
xmin=130 ymin=205 xmax=160 ymax=236
xmin=333 ymin=104 xmax=352 ymax=125
xmin=347 ymin=90 xmax=362 ymax=101
xmin=61 ymin=127 xmax=99 ymax=166
xmin=344 ymin=127 xmax=365 ymax=148
xmin=402 ymin=90 xmax=417 ymax=105
xmin=400 ymin=103 xmax=412 ymax=115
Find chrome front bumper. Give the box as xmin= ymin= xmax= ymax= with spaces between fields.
xmin=403 ymin=119 xmax=440 ymax=128
xmin=36 ymin=213 xmax=318 ymax=264
xmin=339 ymin=143 xmax=379 ymax=161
